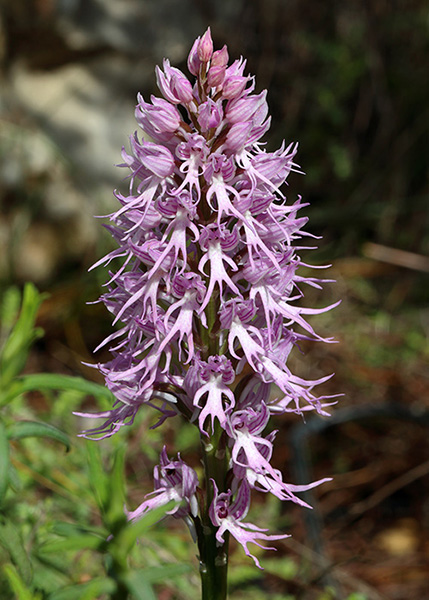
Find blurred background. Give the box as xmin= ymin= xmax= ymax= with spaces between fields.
xmin=0 ymin=0 xmax=428 ymax=598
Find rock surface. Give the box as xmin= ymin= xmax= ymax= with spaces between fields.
xmin=0 ymin=0 xmax=240 ymax=281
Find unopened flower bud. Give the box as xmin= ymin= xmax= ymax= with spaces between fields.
xmin=187 ymin=38 xmax=201 ymax=75
xmin=224 ymin=122 xmax=253 ymax=153
xmin=226 ymin=90 xmax=268 ymax=124
xmin=222 ymin=76 xmax=249 ymax=100
xmin=207 ymin=65 xmax=226 ymax=88
xmin=211 ymin=45 xmax=229 ymax=68
xmin=198 ymin=27 xmax=213 ymax=62
xmin=135 ymin=94 xmax=181 ymax=141
xmin=198 ymin=99 xmax=223 ymax=131
xmin=171 ymin=73 xmax=194 ymax=104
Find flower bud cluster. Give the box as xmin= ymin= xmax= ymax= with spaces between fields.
xmin=80 ymin=28 xmax=338 ymax=567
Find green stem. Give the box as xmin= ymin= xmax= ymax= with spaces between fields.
xmin=195 ymin=180 xmax=230 ymax=597
xmin=111 ymin=579 xmax=129 ymax=600
xmin=106 ymin=555 xmax=129 ymax=600
xmin=198 ymin=523 xmax=229 ymax=600
xmin=198 ymin=424 xmax=230 ymax=599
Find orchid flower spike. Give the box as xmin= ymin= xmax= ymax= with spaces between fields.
xmin=82 ymin=27 xmax=339 ymax=577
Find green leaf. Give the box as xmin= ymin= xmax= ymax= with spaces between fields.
xmin=0 ymin=283 xmax=46 ymax=389
xmin=3 ymin=563 xmax=35 ymax=600
xmin=138 ymin=563 xmax=191 ymax=583
xmin=32 ymin=552 xmax=70 ymax=578
xmin=7 ymin=421 xmax=71 ymax=451
xmin=122 ymin=571 xmax=157 ymax=600
xmin=86 ymin=442 xmax=108 ymax=513
xmin=39 ymin=534 xmax=105 ymax=554
xmin=0 ymin=521 xmax=33 ymax=584
xmin=1 ymin=373 xmax=114 ymax=407
xmin=260 ymin=557 xmax=298 ymax=580
xmin=105 ymin=444 xmax=127 ymax=528
xmin=114 ymin=501 xmax=176 ymax=556
xmin=0 ymin=420 xmax=10 ymax=504
xmin=79 ymin=579 xmax=117 ymax=600
xmin=50 ymin=521 xmax=106 ymax=539
xmin=48 ymin=577 xmax=117 ymax=600
xmin=7 ymin=461 xmax=23 ymax=492
xmin=229 ymin=563 xmax=263 ymax=587
xmin=0 ymin=287 xmax=21 ymax=335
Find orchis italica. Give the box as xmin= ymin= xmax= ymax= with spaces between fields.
xmin=126 ymin=447 xmax=199 ymax=522
xmin=77 ymin=27 xmax=338 ymax=598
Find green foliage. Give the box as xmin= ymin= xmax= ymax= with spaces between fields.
xmin=7 ymin=421 xmax=71 ymax=451
xmin=0 ymin=283 xmax=193 ymax=599
xmin=0 ymin=284 xmax=72 ymax=504
xmin=260 ymin=557 xmax=298 ymax=580
xmin=47 ymin=578 xmax=117 ymax=600
xmin=3 ymin=563 xmax=41 ymax=600
xmin=0 ymin=520 xmax=33 ymax=585
xmin=1 ymin=373 xmax=115 ymax=409
xmin=0 ymin=420 xmax=9 ymax=506
xmin=0 ymin=284 xmax=46 ymax=394
xmin=122 ymin=564 xmax=192 ymax=600
xmin=120 ymin=571 xmax=158 ymax=600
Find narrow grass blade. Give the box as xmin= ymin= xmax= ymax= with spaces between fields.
xmin=0 ymin=420 xmax=10 ymax=504
xmin=7 ymin=420 xmax=70 ymax=451
xmin=3 ymin=563 xmax=35 ymax=600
